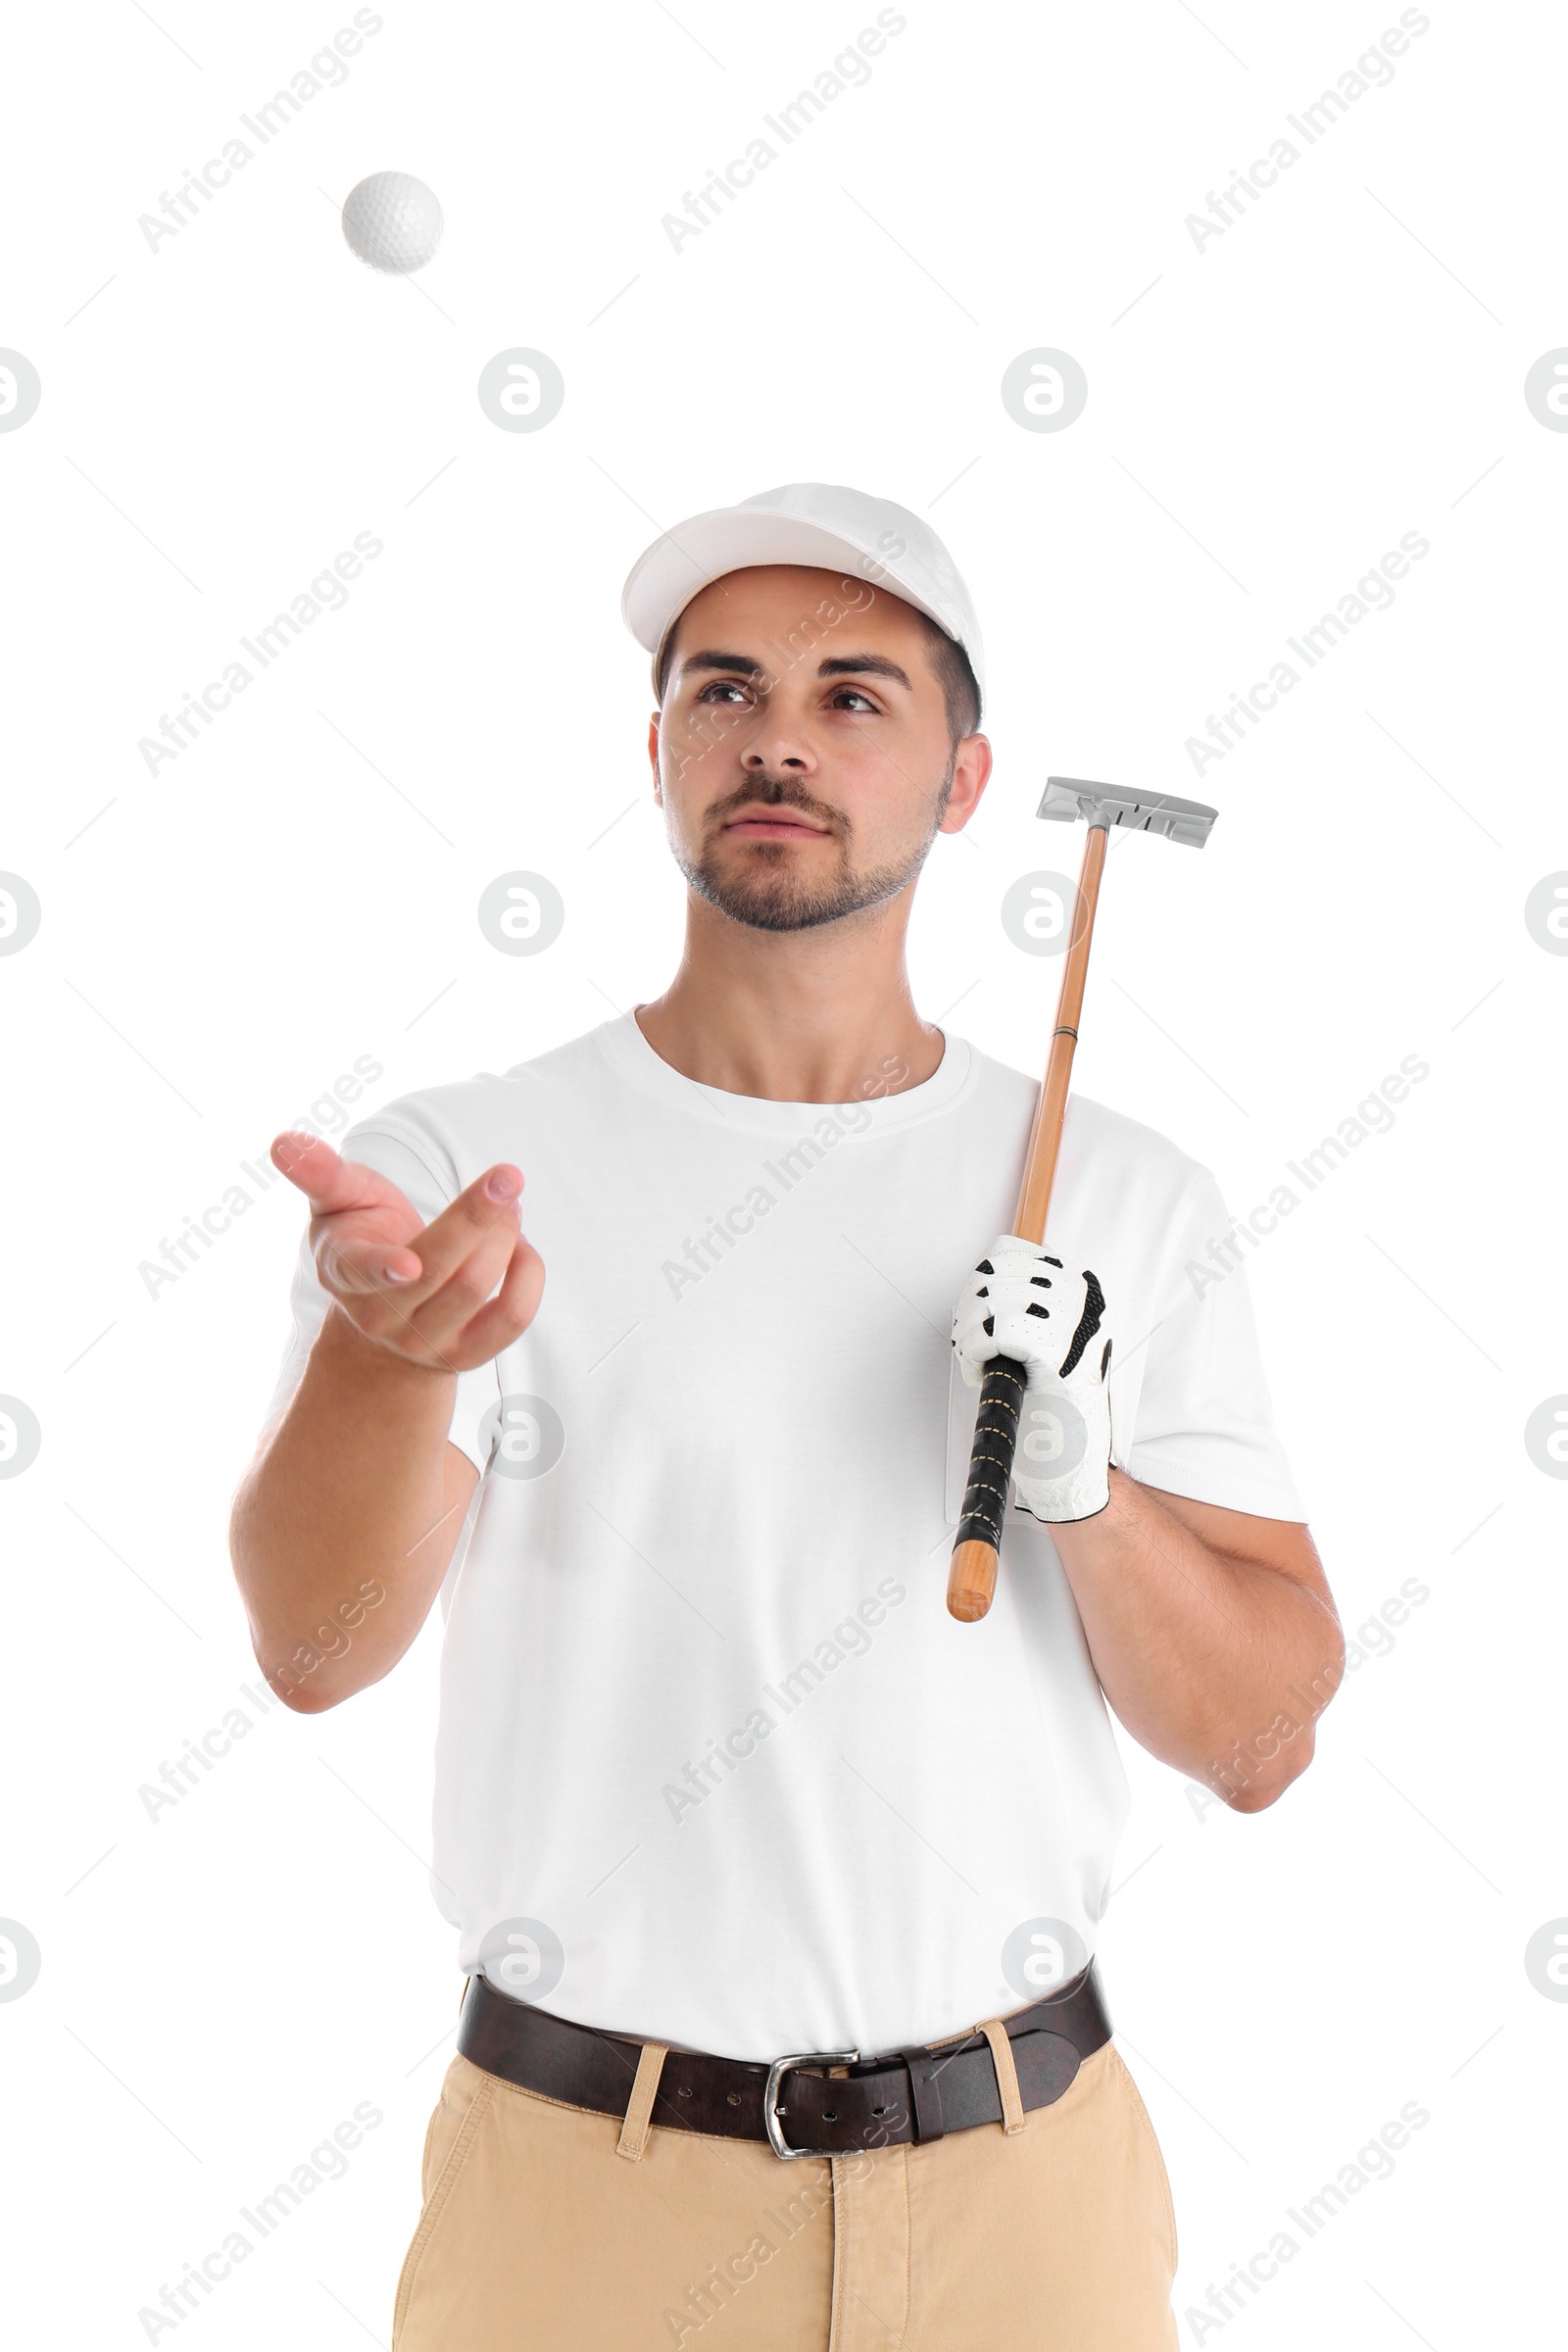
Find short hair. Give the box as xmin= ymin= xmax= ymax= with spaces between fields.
xmin=655 ymin=604 xmax=982 ymax=748
xmin=916 ymin=612 xmax=983 ymax=746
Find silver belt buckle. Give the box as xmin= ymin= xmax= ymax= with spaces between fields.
xmin=763 ymin=2046 xmax=860 ymax=2160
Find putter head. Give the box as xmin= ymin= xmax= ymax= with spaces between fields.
xmin=1039 ymin=776 xmax=1217 ymax=848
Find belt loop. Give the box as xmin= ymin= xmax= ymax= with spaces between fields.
xmin=615 ymin=2041 xmax=669 ymax=2163
xmin=979 ymin=2018 xmax=1027 ymax=2135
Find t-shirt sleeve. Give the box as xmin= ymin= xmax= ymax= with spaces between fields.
xmin=259 ymin=1115 xmax=502 ymax=1475
xmin=1122 ymin=1164 xmax=1307 ymax=1521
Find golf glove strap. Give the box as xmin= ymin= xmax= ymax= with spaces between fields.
xmin=952 ymin=1234 xmax=1114 ymax=1523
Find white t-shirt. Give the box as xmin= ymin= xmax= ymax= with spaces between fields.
xmin=264 ymin=1012 xmax=1304 ymax=2061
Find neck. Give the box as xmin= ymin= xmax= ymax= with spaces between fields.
xmin=633 ymin=889 xmax=945 ymax=1103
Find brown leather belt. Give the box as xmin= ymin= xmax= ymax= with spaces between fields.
xmin=457 ymin=1963 xmax=1111 ymax=2160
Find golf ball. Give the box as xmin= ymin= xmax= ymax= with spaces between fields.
xmin=341 ymin=172 xmax=443 ymax=273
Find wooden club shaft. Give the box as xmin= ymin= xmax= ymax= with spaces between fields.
xmin=947 ymin=823 xmax=1109 ymax=1623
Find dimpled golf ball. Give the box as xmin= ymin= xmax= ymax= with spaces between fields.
xmin=341 ymin=172 xmax=443 ymax=273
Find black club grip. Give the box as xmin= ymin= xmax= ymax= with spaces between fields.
xmin=955 ymin=1354 xmax=1028 ymax=1552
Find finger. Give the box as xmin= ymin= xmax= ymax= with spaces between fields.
xmin=393 ymin=1211 xmax=530 ymax=1350
xmin=317 ymin=1233 xmax=428 ymax=1300
xmin=272 ymin=1131 xmax=427 ymax=1252
xmin=384 ymin=1165 xmax=525 ymax=1298
xmin=316 ymin=1162 xmax=523 ymax=1306
xmin=272 ymin=1132 xmax=362 ymax=1210
xmin=447 ymin=1235 xmax=547 ymax=1369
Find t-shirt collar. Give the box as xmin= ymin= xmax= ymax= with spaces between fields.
xmin=592 ymin=1007 xmax=975 ymax=1136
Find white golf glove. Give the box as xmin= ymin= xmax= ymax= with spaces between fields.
xmin=952 ymin=1234 xmax=1113 ymax=1522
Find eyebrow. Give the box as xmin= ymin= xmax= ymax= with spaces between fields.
xmin=818 ymin=654 xmax=911 ymax=689
xmin=680 ymin=650 xmax=767 ymax=678
xmin=679 ymin=650 xmax=913 ymax=690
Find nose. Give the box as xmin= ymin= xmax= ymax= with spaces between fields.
xmin=740 ymin=712 xmax=815 ymax=775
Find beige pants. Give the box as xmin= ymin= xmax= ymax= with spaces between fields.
xmin=391 ymin=2017 xmax=1179 ymax=2350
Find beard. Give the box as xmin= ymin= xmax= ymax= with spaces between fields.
xmin=675 ymin=766 xmax=954 ymax=935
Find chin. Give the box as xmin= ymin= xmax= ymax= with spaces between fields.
xmin=711 ymin=890 xmax=840 ymax=934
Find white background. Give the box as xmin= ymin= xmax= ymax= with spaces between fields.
xmin=2 ymin=1 xmax=1564 ymax=2343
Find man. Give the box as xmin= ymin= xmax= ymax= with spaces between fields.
xmin=230 ymin=483 xmax=1343 ymax=2349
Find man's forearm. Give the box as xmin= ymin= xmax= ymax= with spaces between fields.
xmin=229 ymin=1304 xmax=478 ymax=1710
xmin=1049 ymin=1469 xmax=1344 ymax=1807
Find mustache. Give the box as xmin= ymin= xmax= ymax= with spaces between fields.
xmin=710 ymin=775 xmax=845 ymax=833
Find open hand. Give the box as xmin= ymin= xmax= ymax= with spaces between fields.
xmin=272 ymin=1132 xmax=545 ymax=1375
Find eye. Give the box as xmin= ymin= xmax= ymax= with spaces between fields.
xmin=829 ymin=686 xmax=879 ymax=711
xmin=696 ymin=679 xmax=754 ymax=707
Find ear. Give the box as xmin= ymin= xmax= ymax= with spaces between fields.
xmin=647 ymin=713 xmax=662 ymax=805
xmin=938 ymin=733 xmax=993 ymax=834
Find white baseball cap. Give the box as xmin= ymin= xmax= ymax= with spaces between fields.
xmin=620 ymin=481 xmax=985 ymax=712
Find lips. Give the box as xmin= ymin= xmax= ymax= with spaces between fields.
xmin=721 ymin=808 xmax=831 ymax=838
